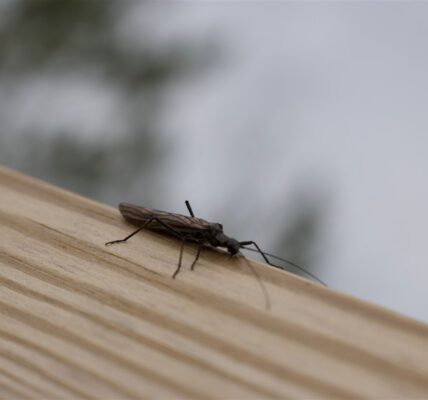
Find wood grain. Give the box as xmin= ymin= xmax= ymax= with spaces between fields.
xmin=0 ymin=165 xmax=427 ymax=399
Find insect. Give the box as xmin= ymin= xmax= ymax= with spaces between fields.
xmin=106 ymin=201 xmax=326 ymax=308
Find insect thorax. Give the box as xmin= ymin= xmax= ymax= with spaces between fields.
xmin=209 ymin=222 xmax=223 ymax=232
xmin=207 ymin=225 xmax=241 ymax=255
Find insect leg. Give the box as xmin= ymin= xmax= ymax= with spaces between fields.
xmin=190 ymin=243 xmax=203 ymax=271
xmin=239 ymin=240 xmax=272 ymax=266
xmin=172 ymin=238 xmax=187 ymax=278
xmin=105 ymin=216 xmax=184 ymax=246
xmin=241 ymin=243 xmax=327 ymax=286
xmin=183 ymin=201 xmax=205 ymax=272
xmin=105 ymin=222 xmax=150 ymax=246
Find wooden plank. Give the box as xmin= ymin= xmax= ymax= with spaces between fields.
xmin=0 ymin=164 xmax=427 ymax=399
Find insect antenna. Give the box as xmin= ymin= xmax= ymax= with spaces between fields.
xmin=239 ymin=254 xmax=271 ymax=309
xmin=240 ymin=246 xmax=327 ymax=286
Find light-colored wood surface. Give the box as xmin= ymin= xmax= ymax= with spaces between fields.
xmin=0 ymin=165 xmax=428 ymax=399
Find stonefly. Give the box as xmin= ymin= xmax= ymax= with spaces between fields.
xmin=106 ymin=201 xmax=326 ymax=308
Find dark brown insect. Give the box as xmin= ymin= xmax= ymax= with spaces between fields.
xmin=106 ymin=201 xmax=326 ymax=308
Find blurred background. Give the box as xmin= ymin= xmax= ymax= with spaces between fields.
xmin=1 ymin=0 xmax=427 ymax=322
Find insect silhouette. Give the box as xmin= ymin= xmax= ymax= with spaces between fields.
xmin=106 ymin=201 xmax=326 ymax=308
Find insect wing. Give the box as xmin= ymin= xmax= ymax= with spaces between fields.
xmin=118 ymin=202 xmax=211 ymax=234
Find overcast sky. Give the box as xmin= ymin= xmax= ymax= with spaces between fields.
xmin=143 ymin=2 xmax=428 ymax=322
